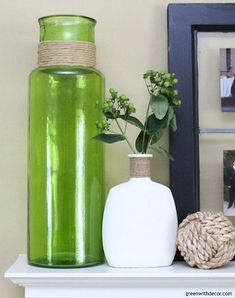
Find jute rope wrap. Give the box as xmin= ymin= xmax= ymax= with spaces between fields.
xmin=129 ymin=156 xmax=151 ymax=178
xmin=177 ymin=211 xmax=235 ymax=269
xmin=38 ymin=41 xmax=96 ymax=67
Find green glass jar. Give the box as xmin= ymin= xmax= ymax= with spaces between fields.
xmin=28 ymin=15 xmax=105 ymax=267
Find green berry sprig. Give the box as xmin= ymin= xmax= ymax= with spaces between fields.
xmin=143 ymin=70 xmax=181 ymax=106
xmin=95 ymin=88 xmax=136 ymax=132
xmin=93 ymin=70 xmax=181 ymax=159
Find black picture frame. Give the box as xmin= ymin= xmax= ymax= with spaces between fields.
xmin=168 ymin=4 xmax=235 ymax=224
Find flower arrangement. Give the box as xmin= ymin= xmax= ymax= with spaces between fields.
xmin=94 ymin=70 xmax=181 ymax=159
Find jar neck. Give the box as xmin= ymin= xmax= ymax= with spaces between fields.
xmin=39 ymin=15 xmax=96 ymax=42
xmin=129 ymin=154 xmax=152 ymax=178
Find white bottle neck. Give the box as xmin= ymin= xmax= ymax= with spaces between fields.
xmin=129 ymin=154 xmax=152 ymax=178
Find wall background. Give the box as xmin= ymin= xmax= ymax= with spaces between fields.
xmin=1 ymin=0 xmax=234 ymax=296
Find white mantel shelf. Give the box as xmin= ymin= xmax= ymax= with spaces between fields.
xmin=4 ymin=255 xmax=235 ymax=298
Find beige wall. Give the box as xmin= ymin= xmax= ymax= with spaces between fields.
xmin=1 ymin=0 xmax=235 ymax=296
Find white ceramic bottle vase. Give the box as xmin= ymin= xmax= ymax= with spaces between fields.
xmin=102 ymin=154 xmax=178 ymax=267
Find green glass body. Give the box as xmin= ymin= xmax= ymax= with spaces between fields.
xmin=28 ymin=16 xmax=105 ymax=267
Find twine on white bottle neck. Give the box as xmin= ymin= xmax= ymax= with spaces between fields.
xmin=38 ymin=41 xmax=96 ymax=67
xmin=129 ymin=155 xmax=152 ymax=178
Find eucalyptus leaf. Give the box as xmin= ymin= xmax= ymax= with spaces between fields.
xmin=147 ymin=105 xmax=175 ymax=136
xmin=149 ymin=143 xmax=174 ymax=160
xmin=119 ymin=115 xmax=145 ymax=130
xmin=135 ymin=130 xmax=150 ymax=153
xmin=150 ymin=129 xmax=165 ymax=144
xmin=147 ymin=113 xmax=167 ymax=135
xmin=166 ymin=106 xmax=174 ymax=126
xmin=93 ymin=133 xmax=125 ymax=144
xmin=150 ymin=94 xmax=169 ymax=120
xmin=170 ymin=113 xmax=177 ymax=132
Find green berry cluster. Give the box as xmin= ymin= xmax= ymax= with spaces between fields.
xmin=95 ymin=119 xmax=110 ymax=132
xmin=108 ymin=88 xmax=136 ymax=114
xmin=143 ymin=70 xmax=181 ymax=106
xmin=95 ymin=88 xmax=136 ymax=132
xmin=93 ymin=69 xmax=181 ymax=158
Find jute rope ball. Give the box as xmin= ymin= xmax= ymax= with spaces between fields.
xmin=177 ymin=211 xmax=235 ymax=269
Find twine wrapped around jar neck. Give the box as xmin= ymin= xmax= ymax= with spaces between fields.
xmin=38 ymin=41 xmax=96 ymax=67
xmin=129 ymin=154 xmax=152 ymax=178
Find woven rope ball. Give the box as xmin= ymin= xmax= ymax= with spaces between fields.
xmin=177 ymin=211 xmax=235 ymax=269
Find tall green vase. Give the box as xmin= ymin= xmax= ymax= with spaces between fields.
xmin=28 ymin=15 xmax=105 ymax=267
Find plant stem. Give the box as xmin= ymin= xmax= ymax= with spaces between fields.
xmin=141 ymin=101 xmax=151 ymax=154
xmin=141 ymin=78 xmax=157 ymax=153
xmin=124 ymin=119 xmax=128 ymax=134
xmin=115 ymin=119 xmax=136 ymax=153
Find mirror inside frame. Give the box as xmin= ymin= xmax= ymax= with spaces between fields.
xmin=198 ymin=32 xmax=235 ymax=225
